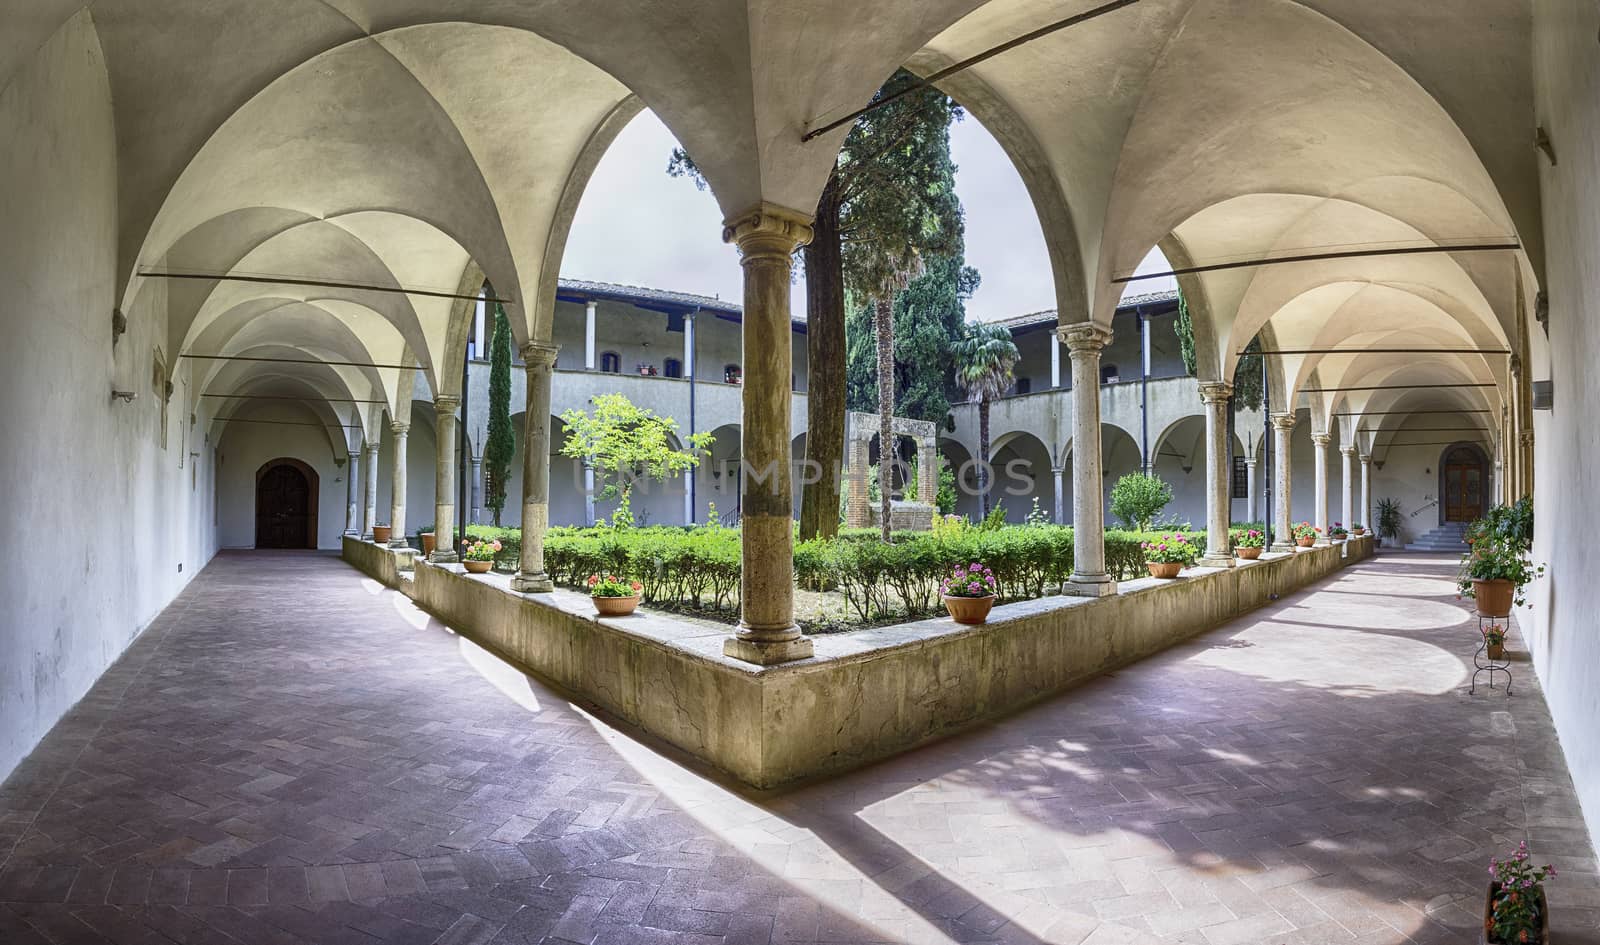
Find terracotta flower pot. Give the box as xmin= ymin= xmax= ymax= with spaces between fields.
xmin=1482 ymin=883 xmax=1547 ymax=944
xmin=1147 ymin=561 xmax=1183 ymax=579
xmin=371 ymin=525 xmax=391 ymax=544
xmin=593 ymin=594 xmax=640 ymax=617
xmin=1474 ymin=578 xmax=1515 ymax=617
xmin=463 ymin=559 xmax=493 ymax=574
xmin=1352 ymin=528 xmax=1366 ymax=536
xmin=1296 ymin=536 xmax=1316 ymax=548
xmin=420 ymin=532 xmax=435 ymax=555
xmin=943 ymin=594 xmax=995 ymax=624
xmin=1485 ymin=642 xmax=1505 ymax=661
xmin=1236 ymin=547 xmax=1262 ymax=560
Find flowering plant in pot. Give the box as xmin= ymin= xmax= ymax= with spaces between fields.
xmin=1142 ymin=533 xmax=1199 ymax=578
xmin=1484 ymin=841 xmax=1554 ymax=944
xmin=1482 ymin=624 xmax=1507 ymax=661
xmin=462 ymin=539 xmax=501 ymax=574
xmin=1233 ymin=528 xmax=1265 ymax=560
xmin=1328 ymin=522 xmax=1349 ymax=541
xmin=1350 ymin=522 xmax=1365 ymax=536
xmin=588 ymin=573 xmax=643 ymax=616
xmin=371 ymin=523 xmax=392 ymax=544
xmin=1458 ymin=536 xmax=1544 ymax=617
xmin=1291 ymin=521 xmax=1319 ymax=547
xmin=941 ymin=563 xmax=998 ymax=624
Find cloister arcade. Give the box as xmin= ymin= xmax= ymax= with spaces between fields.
xmin=6 ymin=3 xmax=1599 ymax=938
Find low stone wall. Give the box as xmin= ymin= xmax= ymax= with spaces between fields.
xmin=346 ymin=533 xmax=1373 ymax=788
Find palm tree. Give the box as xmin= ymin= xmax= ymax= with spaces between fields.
xmin=867 ymin=254 xmax=923 ymax=541
xmin=953 ymin=321 xmax=1020 ymax=519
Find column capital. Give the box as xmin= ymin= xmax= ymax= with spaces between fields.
xmin=1360 ymin=454 xmax=1372 ymax=464
xmin=362 ymin=440 xmax=381 ymax=456
xmin=520 ymin=341 xmax=560 ymax=371
xmin=1271 ymin=413 xmax=1297 ymax=431
xmin=390 ymin=421 xmax=410 ymax=436
xmin=1057 ymin=323 xmax=1113 ymax=354
xmin=1197 ymin=381 xmax=1233 ymax=405
xmin=1310 ymin=432 xmax=1332 ymax=447
xmin=1340 ymin=445 xmax=1357 ymax=457
xmin=722 ymin=202 xmax=814 ymax=258
xmin=434 ymin=394 xmax=461 ymax=413
xmin=1244 ymin=455 xmax=1258 ymax=467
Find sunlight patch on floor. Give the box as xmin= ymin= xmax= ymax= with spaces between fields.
xmin=1190 ymin=622 xmax=1466 ymax=695
xmin=455 ymin=636 xmax=543 ymax=712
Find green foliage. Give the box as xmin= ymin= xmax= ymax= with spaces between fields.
xmin=1487 ymin=843 xmax=1556 ymax=945
xmin=1231 ymin=526 xmax=1266 ymax=549
xmin=462 ymin=538 xmax=502 ymax=562
xmin=558 ymin=393 xmax=713 ymax=527
xmin=1025 ymin=497 xmax=1051 ymax=527
xmin=979 ymin=503 xmax=1008 ymax=531
xmin=1140 ymin=532 xmax=1201 ymax=566
xmin=1176 ymin=295 xmax=1264 ymax=410
xmin=1110 ymin=473 xmax=1173 ymax=532
xmin=1459 ymin=498 xmax=1545 ymax=607
xmin=483 ymin=303 xmax=515 ymax=525
xmin=845 ymin=255 xmax=980 ymax=421
xmin=1466 ymin=495 xmax=1534 ymax=554
xmin=1176 ymin=292 xmax=1197 ymax=376
xmin=951 ymin=321 xmax=1020 ymax=407
xmin=1375 ymin=497 xmax=1404 ymax=539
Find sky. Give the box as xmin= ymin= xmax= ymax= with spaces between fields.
xmin=560 ymin=110 xmax=1175 ymax=322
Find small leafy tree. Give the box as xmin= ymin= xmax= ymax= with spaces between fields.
xmin=1110 ymin=472 xmax=1173 ymax=532
xmin=559 ymin=394 xmax=713 ymax=527
xmin=482 ymin=301 xmax=515 ymax=525
xmin=953 ymin=321 xmax=1020 ymax=519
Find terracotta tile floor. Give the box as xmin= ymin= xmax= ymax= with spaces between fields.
xmin=1 ymin=550 xmax=1596 ymax=944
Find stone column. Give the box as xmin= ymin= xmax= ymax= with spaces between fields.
xmin=846 ymin=436 xmax=870 ymax=528
xmin=584 ymin=301 xmax=597 ymax=369
xmin=1197 ymin=382 xmax=1234 ymax=568
xmin=430 ymin=395 xmax=461 ymax=563
xmin=1360 ymin=454 xmax=1373 ymax=535
xmin=1310 ymin=432 xmax=1331 ymax=543
xmin=512 ymin=342 xmax=560 ymax=592
xmin=1340 ymin=446 xmax=1355 ymax=533
xmin=1244 ymin=456 xmax=1258 ymax=524
xmin=1050 ymin=334 xmax=1061 ymax=389
xmin=343 ymin=451 xmax=359 ymax=536
xmin=1270 ymin=414 xmax=1295 ymax=552
xmin=583 ymin=464 xmax=597 ymax=526
xmin=388 ymin=422 xmax=410 ymax=548
xmin=469 ymin=453 xmax=483 ymax=525
xmin=1053 ymin=466 xmax=1067 ymax=525
xmin=722 ymin=204 xmax=814 ymax=664
xmin=917 ymin=438 xmax=937 ymax=505
xmin=1061 ymin=324 xmax=1116 ymax=596
xmin=362 ymin=441 xmax=380 ymax=539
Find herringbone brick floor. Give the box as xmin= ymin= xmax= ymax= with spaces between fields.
xmin=1 ymin=551 xmax=1596 ymax=944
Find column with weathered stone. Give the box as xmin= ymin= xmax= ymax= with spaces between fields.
xmin=430 ymin=395 xmax=460 ymax=563
xmin=1062 ymin=324 xmax=1116 ymax=596
xmin=1311 ymin=432 xmax=1331 ymax=543
xmin=1053 ymin=465 xmax=1067 ymax=525
xmin=1244 ymin=455 xmax=1258 ymax=524
xmin=469 ymin=452 xmax=483 ymax=525
xmin=388 ymin=422 xmax=410 ymax=548
xmin=362 ymin=441 xmax=380 ymax=539
xmin=723 ymin=204 xmax=814 ymax=664
xmin=512 ymin=342 xmax=560 ymax=592
xmin=917 ymin=437 xmax=937 ymax=505
xmin=1340 ymin=446 xmax=1355 ymax=532
xmin=1197 ymin=382 xmax=1234 ymax=568
xmin=846 ymin=434 xmax=869 ymax=528
xmin=1360 ymin=453 xmax=1373 ymax=535
xmin=343 ymin=451 xmax=359 ymax=536
xmin=1270 ymin=414 xmax=1295 ymax=552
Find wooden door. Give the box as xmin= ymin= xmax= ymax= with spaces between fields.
xmin=256 ymin=464 xmax=311 ymax=548
xmin=1443 ymin=447 xmax=1484 ymax=522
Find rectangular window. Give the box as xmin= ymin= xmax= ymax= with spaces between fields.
xmin=1231 ymin=455 xmax=1248 ymax=499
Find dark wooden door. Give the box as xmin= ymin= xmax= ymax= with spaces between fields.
xmin=257 ymin=464 xmax=311 ymax=548
xmin=1443 ymin=447 xmax=1484 ymax=522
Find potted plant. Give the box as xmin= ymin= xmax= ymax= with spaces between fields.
xmin=1484 ymin=842 xmax=1555 ymax=944
xmin=419 ymin=526 xmax=435 ymax=556
xmin=1328 ymin=522 xmax=1349 ymax=542
xmin=1233 ymin=528 xmax=1266 ymax=560
xmin=942 ymin=563 xmax=998 ymax=624
xmin=1482 ymin=624 xmax=1507 ymax=661
xmin=1291 ymin=521 xmax=1319 ymax=548
xmin=1376 ymin=497 xmax=1403 ymax=547
xmin=1459 ymin=535 xmax=1544 ymax=617
xmin=588 ymin=573 xmax=643 ymax=616
xmin=371 ymin=523 xmax=392 ymax=544
xmin=1350 ymin=522 xmax=1366 ymax=537
xmin=1142 ymin=533 xmax=1199 ymax=578
xmin=462 ymin=538 xmax=500 ymax=574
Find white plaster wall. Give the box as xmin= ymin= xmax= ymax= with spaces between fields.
xmin=215 ymin=404 xmax=349 ymax=550
xmin=0 ymin=14 xmax=217 ymax=781
xmin=1523 ymin=0 xmax=1600 ymax=844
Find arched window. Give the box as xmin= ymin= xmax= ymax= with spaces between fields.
xmin=664 ymin=358 xmax=683 ymax=378
xmin=724 ymin=364 xmax=742 ymax=385
xmin=1101 ymin=364 xmax=1120 ymax=384
xmin=600 ymin=351 xmax=621 ymax=373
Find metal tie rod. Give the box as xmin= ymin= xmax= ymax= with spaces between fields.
xmin=1299 ymin=382 xmax=1497 ymax=393
xmin=1117 ymin=241 xmax=1520 ymax=284
xmin=181 ymin=353 xmax=421 ymax=371
xmin=141 ymin=269 xmax=510 ymax=305
xmin=201 ymin=392 xmax=388 ymax=404
xmin=1250 ymin=347 xmax=1511 ymax=356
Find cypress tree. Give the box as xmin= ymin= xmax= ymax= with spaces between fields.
xmin=483 ymin=302 xmax=515 ymax=525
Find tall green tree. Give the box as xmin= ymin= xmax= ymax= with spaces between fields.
xmin=482 ymin=301 xmax=515 ymax=525
xmin=670 ymin=70 xmax=968 ymax=540
xmin=846 ymin=253 xmax=979 ymax=422
xmin=952 ymin=321 xmax=1019 ymax=519
xmin=1174 ymin=290 xmax=1263 ymax=410
xmin=558 ymin=393 xmax=713 ymax=527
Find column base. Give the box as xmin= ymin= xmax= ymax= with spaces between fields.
xmin=1270 ymin=542 xmax=1296 ymax=553
xmin=510 ymin=571 xmax=554 ymax=593
xmin=387 ymin=539 xmax=411 ymax=550
xmin=427 ymin=551 xmax=459 ymax=564
xmin=1196 ymin=555 xmax=1235 ymax=569
xmin=723 ymin=633 xmax=814 ymax=666
xmin=343 ymin=529 xmax=359 ymax=537
xmin=1063 ymin=575 xmax=1118 ymax=597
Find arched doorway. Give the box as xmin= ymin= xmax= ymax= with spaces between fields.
xmin=255 ymin=458 xmax=318 ymax=549
xmin=1439 ymin=443 xmax=1488 ymax=523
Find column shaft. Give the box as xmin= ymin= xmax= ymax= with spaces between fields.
xmin=584 ymin=301 xmax=597 ymax=370
xmin=1053 ymin=466 xmax=1066 ymax=525
xmin=362 ymin=443 xmax=380 ymax=539
xmin=469 ymin=455 xmax=483 ymax=525
xmin=430 ymin=396 xmax=460 ymax=563
xmin=722 ymin=204 xmax=814 ymax=665
xmin=1270 ymin=414 xmax=1295 ymax=552
xmin=388 ymin=422 xmax=409 ymax=548
xmin=1244 ymin=457 xmax=1258 ymax=524
xmin=1198 ymin=383 xmax=1234 ymax=567
xmin=512 ymin=343 xmax=560 ymax=592
xmin=1061 ymin=324 xmax=1116 ymax=596
xmin=1360 ymin=456 xmax=1373 ymax=538
xmin=1340 ymin=447 xmax=1355 ymax=531
xmin=1311 ymin=433 xmax=1331 ymax=543
xmin=344 ymin=452 xmax=359 ymax=536
xmin=917 ymin=439 xmax=937 ymax=505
